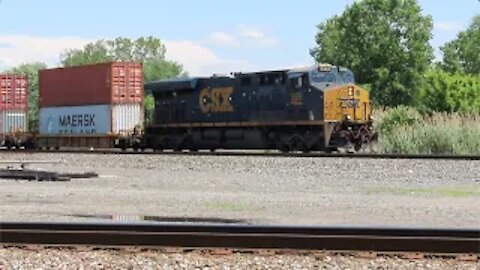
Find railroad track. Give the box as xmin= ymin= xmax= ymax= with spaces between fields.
xmin=1 ymin=148 xmax=480 ymax=160
xmin=1 ymin=222 xmax=479 ymax=255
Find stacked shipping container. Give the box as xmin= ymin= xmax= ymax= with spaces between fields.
xmin=38 ymin=62 xmax=144 ymax=148
xmin=0 ymin=74 xmax=28 ymax=134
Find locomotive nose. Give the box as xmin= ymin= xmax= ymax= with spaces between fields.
xmin=324 ymin=84 xmax=369 ymax=122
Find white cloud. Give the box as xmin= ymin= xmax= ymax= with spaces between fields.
xmin=164 ymin=40 xmax=254 ymax=76
xmin=207 ymin=25 xmax=277 ymax=48
xmin=0 ymin=35 xmax=254 ymax=76
xmin=0 ymin=35 xmax=91 ymax=68
xmin=0 ymin=60 xmax=7 ymax=71
xmin=434 ymin=21 xmax=463 ymax=32
xmin=208 ymin=31 xmax=238 ymax=46
xmin=238 ymin=25 xmax=276 ymax=47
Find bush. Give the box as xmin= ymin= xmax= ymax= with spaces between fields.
xmin=376 ymin=106 xmax=421 ymax=135
xmin=376 ymin=108 xmax=480 ymax=155
xmin=419 ymin=69 xmax=480 ymax=114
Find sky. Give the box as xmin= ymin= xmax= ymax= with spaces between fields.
xmin=0 ymin=0 xmax=478 ymax=75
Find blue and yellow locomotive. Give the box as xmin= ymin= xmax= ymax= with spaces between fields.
xmin=142 ymin=64 xmax=376 ymax=152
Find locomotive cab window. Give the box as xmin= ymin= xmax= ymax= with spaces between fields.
xmin=289 ymin=73 xmax=306 ymax=88
xmin=259 ymin=74 xmax=271 ymax=86
xmin=259 ymin=73 xmax=284 ymax=86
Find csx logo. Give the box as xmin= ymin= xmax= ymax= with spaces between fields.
xmin=199 ymin=87 xmax=234 ymax=113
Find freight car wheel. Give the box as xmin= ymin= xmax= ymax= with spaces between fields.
xmin=4 ymin=141 xmax=12 ymax=150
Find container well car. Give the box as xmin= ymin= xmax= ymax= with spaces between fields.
xmin=37 ymin=62 xmax=144 ymax=149
xmin=0 ymin=74 xmax=32 ymax=148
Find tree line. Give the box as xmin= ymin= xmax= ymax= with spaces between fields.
xmin=6 ymin=37 xmax=183 ymax=130
xmin=311 ymin=0 xmax=479 ymax=113
xmin=4 ymin=0 xmax=479 ymax=132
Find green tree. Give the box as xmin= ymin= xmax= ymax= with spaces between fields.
xmin=5 ymin=62 xmax=47 ymax=132
xmin=61 ymin=36 xmax=184 ymax=124
xmin=419 ymin=68 xmax=480 ymax=113
xmin=61 ymin=36 xmax=183 ymax=82
xmin=441 ymin=15 xmax=480 ymax=75
xmin=311 ymin=0 xmax=434 ymax=107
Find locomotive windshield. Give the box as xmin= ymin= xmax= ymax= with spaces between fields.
xmin=309 ymin=66 xmax=355 ymax=89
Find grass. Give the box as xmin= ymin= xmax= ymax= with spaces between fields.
xmin=374 ymin=107 xmax=480 ymax=155
xmin=366 ymin=186 xmax=480 ymax=198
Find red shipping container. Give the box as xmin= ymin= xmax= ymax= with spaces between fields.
xmin=0 ymin=74 xmax=28 ymax=111
xmin=39 ymin=62 xmax=143 ymax=107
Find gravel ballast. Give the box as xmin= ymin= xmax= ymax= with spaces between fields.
xmin=1 ymin=248 xmax=478 ymax=270
xmin=0 ymin=152 xmax=479 ymax=227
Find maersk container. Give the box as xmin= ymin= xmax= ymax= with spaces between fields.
xmin=0 ymin=110 xmax=28 ymax=133
xmin=39 ymin=62 xmax=143 ymax=107
xmin=39 ymin=104 xmax=143 ymax=136
xmin=0 ymin=74 xmax=28 ymax=111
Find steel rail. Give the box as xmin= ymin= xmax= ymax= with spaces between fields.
xmin=1 ymin=222 xmax=479 ymax=254
xmin=1 ymin=148 xmax=480 ymax=160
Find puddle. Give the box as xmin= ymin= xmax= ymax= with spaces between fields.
xmin=6 ymin=199 xmax=63 ymax=205
xmin=99 ymin=175 xmax=117 ymax=179
xmin=67 ymin=214 xmax=248 ymax=224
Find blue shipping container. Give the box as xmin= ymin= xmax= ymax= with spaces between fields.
xmin=39 ymin=105 xmax=112 ymax=135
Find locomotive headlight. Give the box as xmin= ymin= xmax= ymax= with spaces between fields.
xmin=344 ymin=114 xmax=352 ymax=120
xmin=348 ymin=86 xmax=354 ymax=96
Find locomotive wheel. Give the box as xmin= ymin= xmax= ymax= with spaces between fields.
xmin=276 ymin=139 xmax=289 ymax=153
xmin=160 ymin=137 xmax=174 ymax=151
xmin=278 ymin=145 xmax=289 ymax=153
xmin=173 ymin=136 xmax=191 ymax=152
xmin=325 ymin=147 xmax=338 ymax=153
xmin=354 ymin=130 xmax=378 ymax=153
xmin=288 ymin=135 xmax=308 ymax=153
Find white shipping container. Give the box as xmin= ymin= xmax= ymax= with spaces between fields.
xmin=39 ymin=104 xmax=142 ymax=136
xmin=112 ymin=103 xmax=142 ymax=135
xmin=0 ymin=110 xmax=28 ymax=133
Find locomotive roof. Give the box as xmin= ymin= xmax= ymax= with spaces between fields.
xmin=145 ymin=76 xmax=234 ymax=93
xmin=145 ymin=64 xmax=351 ymax=93
xmin=233 ymin=64 xmax=347 ymax=76
xmin=145 ymin=78 xmax=200 ymax=92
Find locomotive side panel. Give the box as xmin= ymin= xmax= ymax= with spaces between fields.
xmin=150 ymin=73 xmax=325 ymax=128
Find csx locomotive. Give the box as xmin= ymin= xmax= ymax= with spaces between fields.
xmin=141 ymin=64 xmax=376 ymax=152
